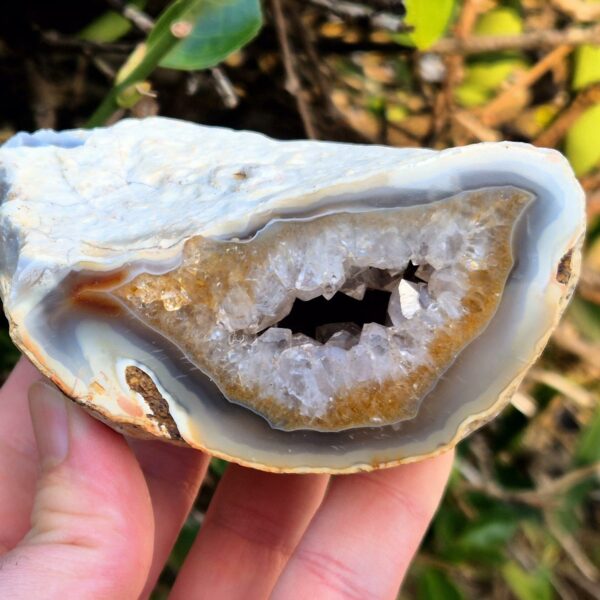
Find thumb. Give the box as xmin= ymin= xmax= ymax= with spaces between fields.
xmin=0 ymin=380 xmax=154 ymax=599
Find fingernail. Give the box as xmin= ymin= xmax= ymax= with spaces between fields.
xmin=29 ymin=380 xmax=70 ymax=468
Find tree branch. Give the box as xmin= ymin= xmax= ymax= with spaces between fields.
xmin=430 ymin=24 xmax=600 ymax=54
xmin=272 ymin=0 xmax=318 ymax=138
xmin=534 ymin=82 xmax=600 ymax=148
xmin=104 ymin=0 xmax=154 ymax=33
xmin=306 ymin=0 xmax=409 ymax=33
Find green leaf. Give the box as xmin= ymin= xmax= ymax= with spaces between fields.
xmin=168 ymin=516 xmax=200 ymax=569
xmin=575 ymin=407 xmax=600 ymax=466
xmin=210 ymin=457 xmax=229 ymax=477
xmin=456 ymin=57 xmax=526 ymax=107
xmin=80 ymin=0 xmax=147 ymax=43
xmin=451 ymin=517 xmax=518 ymax=564
xmin=0 ymin=326 xmax=19 ymax=377
xmin=455 ymin=7 xmax=526 ymax=107
xmin=565 ymin=103 xmax=600 ymax=176
xmin=502 ymin=562 xmax=555 ymax=600
xmin=553 ymin=406 xmax=600 ymax=533
xmin=474 ymin=7 xmax=523 ymax=36
xmin=416 ymin=567 xmax=465 ymax=600
xmin=573 ymin=45 xmax=600 ymax=90
xmin=395 ymin=0 xmax=457 ymax=50
xmin=148 ymin=0 xmax=262 ymax=71
xmin=568 ymin=295 xmax=600 ymax=342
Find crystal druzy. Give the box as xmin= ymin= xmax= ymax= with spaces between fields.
xmin=114 ymin=188 xmax=531 ymax=430
xmin=0 ymin=118 xmax=585 ymax=472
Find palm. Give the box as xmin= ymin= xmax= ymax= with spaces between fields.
xmin=0 ymin=357 xmax=452 ymax=599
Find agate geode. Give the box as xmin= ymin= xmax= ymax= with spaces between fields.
xmin=0 ymin=118 xmax=585 ymax=472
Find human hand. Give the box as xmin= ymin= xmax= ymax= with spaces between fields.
xmin=0 ymin=357 xmax=453 ymax=599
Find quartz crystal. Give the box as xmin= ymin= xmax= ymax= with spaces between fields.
xmin=115 ymin=187 xmax=530 ymax=430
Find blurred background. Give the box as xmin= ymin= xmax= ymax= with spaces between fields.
xmin=0 ymin=0 xmax=599 ymax=598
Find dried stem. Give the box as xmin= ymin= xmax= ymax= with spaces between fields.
xmin=210 ymin=67 xmax=239 ymax=109
xmin=436 ymin=0 xmax=483 ymax=145
xmin=272 ymin=0 xmax=318 ymax=138
xmin=580 ymin=170 xmax=600 ymax=193
xmin=479 ymin=44 xmax=574 ymax=127
xmin=306 ymin=0 xmax=409 ymax=33
xmin=40 ymin=31 xmax=132 ymax=54
xmin=551 ymin=323 xmax=600 ymax=374
xmin=534 ymin=82 xmax=600 ymax=148
xmin=528 ymin=367 xmax=596 ymax=407
xmin=546 ymin=509 xmax=600 ymax=582
xmin=453 ymin=110 xmax=500 ymax=142
xmin=459 ymin=461 xmax=600 ymax=508
xmin=430 ymin=24 xmax=600 ymax=54
xmin=104 ymin=0 xmax=154 ymax=33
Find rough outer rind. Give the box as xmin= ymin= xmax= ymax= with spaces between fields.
xmin=0 ymin=117 xmax=586 ymax=473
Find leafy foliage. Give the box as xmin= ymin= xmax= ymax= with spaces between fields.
xmin=151 ymin=0 xmax=262 ymax=70
xmin=79 ymin=0 xmax=148 ymax=43
xmin=395 ymin=0 xmax=457 ymax=50
xmin=88 ymin=0 xmax=263 ymax=126
xmin=415 ymin=566 xmax=465 ymax=600
xmin=502 ymin=562 xmax=555 ymax=600
xmin=456 ymin=7 xmax=528 ymax=107
xmin=566 ymin=48 xmax=600 ymax=175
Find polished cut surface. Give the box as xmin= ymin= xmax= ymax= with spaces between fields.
xmin=115 ymin=188 xmax=530 ymax=431
xmin=0 ymin=117 xmax=585 ymax=472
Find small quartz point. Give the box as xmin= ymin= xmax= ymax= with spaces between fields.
xmin=341 ymin=283 xmax=367 ymax=301
xmin=415 ymin=263 xmax=434 ymax=282
xmin=258 ymin=327 xmax=292 ymax=349
xmin=398 ymin=280 xmax=422 ymax=320
xmin=315 ymin=322 xmax=362 ymax=345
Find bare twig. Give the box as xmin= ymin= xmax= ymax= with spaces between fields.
xmin=104 ymin=0 xmax=154 ymax=33
xmin=453 ymin=109 xmax=501 ymax=142
xmin=561 ymin=565 xmax=600 ymax=600
xmin=528 ymin=367 xmax=596 ymax=408
xmin=458 ymin=461 xmax=600 ymax=508
xmin=534 ymin=82 xmax=600 ymax=148
xmin=546 ymin=509 xmax=600 ymax=582
xmin=272 ymin=0 xmax=318 ymax=138
xmin=92 ymin=57 xmax=118 ymax=80
xmin=430 ymin=23 xmax=600 ymax=54
xmin=210 ymin=67 xmax=239 ymax=109
xmin=541 ymin=462 xmax=600 ymax=497
xmin=479 ymin=44 xmax=574 ymax=127
xmin=551 ymin=323 xmax=600 ymax=373
xmin=40 ymin=31 xmax=132 ymax=54
xmin=580 ymin=170 xmax=600 ymax=193
xmin=511 ymin=391 xmax=538 ymax=418
xmin=436 ymin=0 xmax=483 ymax=145
xmin=306 ymin=0 xmax=409 ymax=33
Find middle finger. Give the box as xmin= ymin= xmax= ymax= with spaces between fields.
xmin=170 ymin=465 xmax=329 ymax=600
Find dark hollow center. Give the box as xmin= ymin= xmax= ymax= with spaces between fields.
xmin=277 ymin=288 xmax=392 ymax=340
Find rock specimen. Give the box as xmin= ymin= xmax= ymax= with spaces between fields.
xmin=0 ymin=118 xmax=585 ymax=472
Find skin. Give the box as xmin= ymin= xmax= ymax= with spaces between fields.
xmin=0 ymin=357 xmax=453 ymax=599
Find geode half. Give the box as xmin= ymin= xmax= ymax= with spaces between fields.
xmin=0 ymin=118 xmax=585 ymax=472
